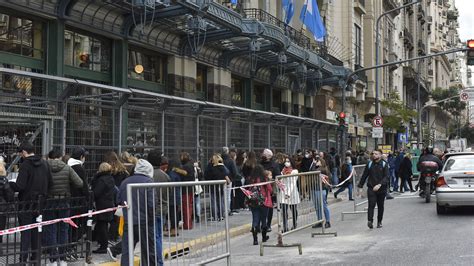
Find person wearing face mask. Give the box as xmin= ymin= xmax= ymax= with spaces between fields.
xmin=334 ymin=154 xmax=354 ymax=201
xmin=357 ymin=149 xmax=389 ymax=229
xmin=280 ymin=157 xmax=300 ymax=232
xmin=260 ymin=149 xmax=280 ymax=232
xmin=301 ymin=150 xmax=314 ymax=173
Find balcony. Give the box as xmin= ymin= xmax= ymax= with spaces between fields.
xmin=243 ymin=8 xmax=327 ymax=57
xmin=418 ymin=40 xmax=426 ymax=55
xmin=354 ymin=0 xmax=366 ymax=14
xmin=447 ymin=10 xmax=459 ymax=20
xmin=389 ymin=52 xmax=399 ymax=71
xmin=403 ymin=28 xmax=414 ymax=50
xmin=418 ymin=6 xmax=425 ymax=24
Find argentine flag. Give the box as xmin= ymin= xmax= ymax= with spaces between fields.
xmin=282 ymin=0 xmax=294 ymax=25
xmin=299 ymin=0 xmax=326 ymax=42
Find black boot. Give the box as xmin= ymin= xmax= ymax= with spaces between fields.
xmin=262 ymin=228 xmax=269 ymax=243
xmin=252 ymin=228 xmax=258 ymax=245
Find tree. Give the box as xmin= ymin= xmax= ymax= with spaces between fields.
xmin=380 ymin=92 xmax=418 ymax=132
xmin=431 ymin=86 xmax=466 ymax=116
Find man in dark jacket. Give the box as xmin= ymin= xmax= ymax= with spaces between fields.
xmin=358 ymin=149 xmax=389 ymax=229
xmin=45 ymin=149 xmax=83 ymax=263
xmin=118 ymin=159 xmax=156 ymax=266
xmin=148 ymin=150 xmax=170 ymax=266
xmin=67 ymin=147 xmax=89 ymax=196
xmin=179 ymin=152 xmax=195 ymax=229
xmin=222 ymin=147 xmax=238 ymax=215
xmin=260 ymin=148 xmax=280 ymax=232
xmin=12 ymin=142 xmax=52 ymax=263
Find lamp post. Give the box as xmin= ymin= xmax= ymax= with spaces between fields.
xmin=416 ymin=59 xmax=423 ymax=148
xmin=374 ymin=0 xmax=421 ymax=147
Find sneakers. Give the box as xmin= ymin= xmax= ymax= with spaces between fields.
xmin=377 ymin=222 xmax=383 ymax=228
xmin=367 ymin=221 xmax=373 ymax=229
xmin=107 ymin=247 xmax=118 ymax=261
xmin=324 ymin=222 xmax=331 ymax=228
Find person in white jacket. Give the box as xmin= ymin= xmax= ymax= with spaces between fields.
xmin=279 ymin=157 xmax=300 ymax=232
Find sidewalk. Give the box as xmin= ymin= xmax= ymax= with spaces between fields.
xmin=89 ymin=193 xmax=345 ymax=265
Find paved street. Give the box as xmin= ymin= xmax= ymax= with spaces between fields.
xmin=209 ymin=192 xmax=474 ymax=266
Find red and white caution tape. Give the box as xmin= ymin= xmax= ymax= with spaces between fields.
xmin=331 ymin=169 xmax=355 ymax=188
xmin=0 ymin=204 xmax=128 ymax=236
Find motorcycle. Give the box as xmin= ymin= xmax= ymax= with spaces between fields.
xmin=419 ymin=171 xmax=437 ymax=203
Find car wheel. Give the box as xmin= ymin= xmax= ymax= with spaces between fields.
xmin=436 ymin=204 xmax=447 ymax=215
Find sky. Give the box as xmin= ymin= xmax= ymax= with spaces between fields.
xmin=455 ymin=0 xmax=474 ymax=41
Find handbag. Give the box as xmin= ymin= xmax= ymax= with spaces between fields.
xmin=195 ymin=178 xmax=203 ymax=195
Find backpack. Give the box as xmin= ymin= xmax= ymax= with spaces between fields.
xmin=328 ymin=153 xmax=337 ymax=170
xmin=244 ymin=185 xmax=265 ymax=208
xmin=367 ymin=160 xmax=387 ymax=170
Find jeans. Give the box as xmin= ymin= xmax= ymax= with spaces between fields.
xmin=391 ymin=169 xmax=398 ymax=190
xmin=331 ymin=168 xmax=339 ymax=186
xmin=194 ymin=194 xmax=201 ymax=219
xmin=250 ymin=206 xmax=269 ymax=231
xmin=210 ymin=188 xmax=224 ymax=220
xmin=226 ymin=182 xmax=232 ymax=213
xmin=121 ymin=221 xmax=156 ymax=266
xmin=400 ymin=175 xmax=412 ymax=192
xmin=334 ymin=183 xmax=353 ymax=200
xmin=367 ymin=188 xmax=386 ymax=223
xmin=281 ymin=204 xmax=298 ymax=232
xmin=155 ymin=217 xmax=163 ymax=266
xmin=43 ymin=202 xmax=70 ymax=260
xmin=313 ymin=189 xmax=330 ymax=223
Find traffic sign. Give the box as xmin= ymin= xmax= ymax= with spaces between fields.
xmin=460 ymin=91 xmax=469 ymax=101
xmin=372 ymin=116 xmax=384 ymax=127
xmin=372 ymin=127 xmax=383 ymax=138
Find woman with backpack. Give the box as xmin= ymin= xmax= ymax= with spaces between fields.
xmin=246 ymin=165 xmax=273 ymax=245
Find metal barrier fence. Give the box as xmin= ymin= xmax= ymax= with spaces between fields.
xmin=125 ymin=180 xmax=231 ymax=266
xmin=0 ymin=194 xmax=92 ymax=265
xmin=261 ymin=171 xmax=336 ymax=256
xmin=341 ymin=165 xmax=368 ymax=220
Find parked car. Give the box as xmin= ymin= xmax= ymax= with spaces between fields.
xmin=436 ymin=152 xmax=474 ymax=214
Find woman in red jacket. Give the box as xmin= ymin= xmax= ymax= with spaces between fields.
xmin=246 ymin=164 xmax=273 ymax=245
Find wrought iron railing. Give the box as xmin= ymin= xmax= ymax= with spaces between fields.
xmin=242 ymin=8 xmax=328 ymax=58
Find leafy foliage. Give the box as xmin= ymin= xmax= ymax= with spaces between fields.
xmin=431 ymin=86 xmax=466 ymax=116
xmin=380 ymin=92 xmax=417 ymax=132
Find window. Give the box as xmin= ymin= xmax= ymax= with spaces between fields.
xmin=272 ymin=90 xmax=282 ymax=110
xmin=232 ymin=77 xmax=244 ymax=106
xmin=0 ymin=13 xmax=43 ymax=58
xmin=354 ymin=24 xmax=362 ymax=66
xmin=64 ymin=30 xmax=110 ymax=72
xmin=254 ymin=84 xmax=265 ymax=105
xmin=128 ymin=48 xmax=165 ymax=83
xmin=196 ymin=65 xmax=207 ymax=94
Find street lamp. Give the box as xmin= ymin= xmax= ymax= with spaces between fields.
xmin=374 ymin=0 xmax=421 ymax=147
xmin=418 ymin=95 xmax=458 ymax=145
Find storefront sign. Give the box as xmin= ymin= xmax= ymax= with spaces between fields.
xmin=326 ymin=110 xmax=336 ymax=121
xmin=378 ymin=145 xmax=392 ymax=154
xmin=357 ymin=127 xmax=365 ymax=136
xmin=348 ymin=124 xmax=356 ymax=134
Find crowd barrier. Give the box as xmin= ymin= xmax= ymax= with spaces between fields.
xmin=341 ymin=165 xmax=369 ymax=221
xmin=0 ymin=194 xmax=93 ymax=265
xmin=125 ymin=180 xmax=231 ymax=266
xmin=261 ymin=171 xmax=337 ymax=256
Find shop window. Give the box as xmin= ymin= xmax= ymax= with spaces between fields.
xmin=0 ymin=13 xmax=43 ymax=58
xmin=64 ymin=29 xmax=110 ymax=72
xmin=231 ymin=77 xmax=244 ymax=106
xmin=128 ymin=48 xmax=165 ymax=83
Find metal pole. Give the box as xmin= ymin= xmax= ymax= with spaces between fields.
xmin=375 ymin=0 xmax=421 ymax=146
xmin=127 ymin=184 xmax=135 ymax=266
xmin=223 ymin=183 xmax=231 ymax=266
xmin=341 ymin=82 xmax=346 ymax=157
xmin=417 ymin=60 xmax=423 ymax=148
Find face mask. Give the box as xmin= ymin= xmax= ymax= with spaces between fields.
xmin=193 ymin=162 xmax=199 ymax=168
xmin=284 ymin=162 xmax=291 ymax=167
xmin=346 ymin=159 xmax=352 ymax=164
xmin=305 ymin=154 xmax=310 ymax=158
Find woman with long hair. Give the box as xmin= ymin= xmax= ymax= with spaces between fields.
xmin=399 ymin=153 xmax=415 ymax=192
xmin=280 ymin=156 xmax=299 ymax=232
xmin=246 ymin=164 xmax=272 ymax=245
xmin=205 ymin=154 xmax=231 ymax=221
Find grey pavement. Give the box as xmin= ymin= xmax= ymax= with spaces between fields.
xmin=209 ymin=192 xmax=474 ymax=266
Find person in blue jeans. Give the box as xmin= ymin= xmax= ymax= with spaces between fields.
xmin=310 ymin=156 xmax=331 ymax=228
xmin=334 ymin=155 xmax=354 ymax=201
